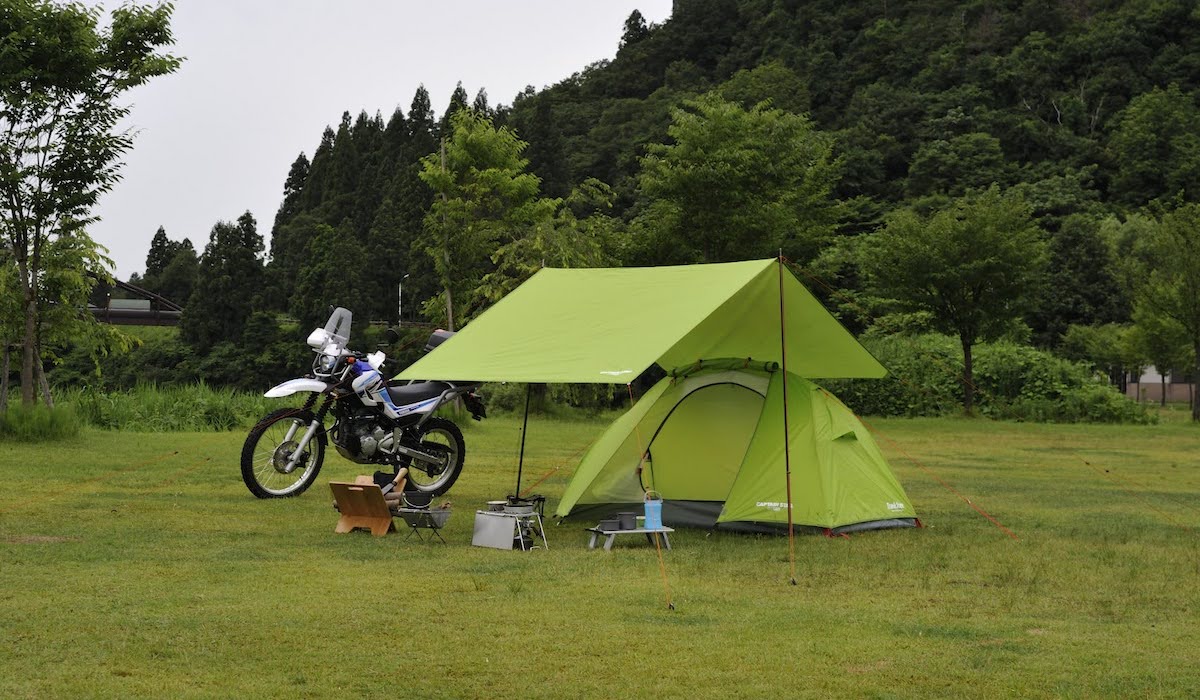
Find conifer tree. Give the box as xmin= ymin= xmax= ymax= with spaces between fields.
xmin=267 ymin=152 xmax=313 ymax=305
xmin=156 ymin=239 xmax=198 ymax=307
xmin=290 ymin=221 xmax=363 ymax=331
xmin=438 ymin=82 xmax=470 ymax=136
xmin=144 ymin=226 xmax=175 ymax=279
xmin=472 ymin=88 xmax=491 ymax=117
xmin=274 ymin=152 xmax=310 ymax=230
xmin=181 ymin=213 xmax=265 ymax=352
xmin=409 ymin=85 xmax=437 ymax=153
xmin=298 ymin=127 xmax=336 ymax=212
xmin=620 ymin=9 xmax=650 ymax=48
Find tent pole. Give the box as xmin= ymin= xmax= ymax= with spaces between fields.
xmin=778 ymin=254 xmax=797 ymax=586
xmin=515 ymin=383 xmax=531 ymax=498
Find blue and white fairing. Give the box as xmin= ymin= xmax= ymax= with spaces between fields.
xmin=350 ymin=354 xmax=412 ymax=419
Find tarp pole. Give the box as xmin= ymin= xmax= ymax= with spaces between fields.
xmin=627 ymin=382 xmax=673 ymax=610
xmin=778 ymin=254 xmax=798 ymax=586
xmin=515 ymin=383 xmax=531 ymax=497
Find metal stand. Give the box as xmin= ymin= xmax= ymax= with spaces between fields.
xmin=472 ymin=511 xmax=548 ymax=550
xmin=396 ymin=508 xmax=450 ymax=543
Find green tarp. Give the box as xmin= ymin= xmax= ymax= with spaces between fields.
xmin=397 ymin=259 xmax=885 ymax=383
xmin=398 ymin=259 xmax=913 ymax=531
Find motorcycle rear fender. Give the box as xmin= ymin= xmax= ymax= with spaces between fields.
xmin=264 ymin=378 xmax=331 ymax=398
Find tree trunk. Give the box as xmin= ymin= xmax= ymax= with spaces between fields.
xmin=1193 ymin=347 xmax=1200 ymax=422
xmin=35 ymin=353 xmax=54 ymax=408
xmin=444 ymin=258 xmax=455 ymax=332
xmin=960 ymin=334 xmax=975 ymax=415
xmin=1 ymin=344 xmax=9 ymax=415
xmin=440 ymin=137 xmax=455 ymax=332
xmin=1161 ymin=374 xmax=1167 ymax=407
xmin=21 ymin=292 xmax=37 ymax=406
xmin=14 ymin=249 xmax=39 ymax=407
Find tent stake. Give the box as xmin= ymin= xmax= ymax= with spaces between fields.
xmin=515 ymin=382 xmax=531 ymax=498
xmin=778 ymin=253 xmax=798 ymax=586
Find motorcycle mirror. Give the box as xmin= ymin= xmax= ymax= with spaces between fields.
xmin=385 ymin=327 xmax=400 ymax=343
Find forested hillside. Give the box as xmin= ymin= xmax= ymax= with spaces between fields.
xmin=83 ymin=0 xmax=1200 ymax=418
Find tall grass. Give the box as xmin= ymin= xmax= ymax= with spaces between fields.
xmin=0 ymin=403 xmax=82 ymax=441
xmin=55 ymin=383 xmax=493 ymax=433
xmin=58 ymin=384 xmax=277 ymax=432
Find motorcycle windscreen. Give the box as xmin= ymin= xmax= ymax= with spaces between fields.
xmin=323 ymin=307 xmax=353 ymax=346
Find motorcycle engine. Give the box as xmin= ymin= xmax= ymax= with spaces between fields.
xmin=332 ymin=412 xmax=395 ymax=463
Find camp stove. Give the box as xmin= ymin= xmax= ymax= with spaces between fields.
xmin=503 ymin=494 xmax=545 ymax=516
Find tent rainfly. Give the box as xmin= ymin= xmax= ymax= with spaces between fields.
xmin=397 ymin=259 xmax=917 ymax=533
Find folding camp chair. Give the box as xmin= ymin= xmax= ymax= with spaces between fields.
xmin=329 ymin=481 xmax=396 ymax=536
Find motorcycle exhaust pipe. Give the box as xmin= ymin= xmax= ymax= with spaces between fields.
xmin=394 ymin=444 xmax=443 ymax=465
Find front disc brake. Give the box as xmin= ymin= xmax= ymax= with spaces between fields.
xmin=272 ymin=441 xmax=305 ymax=474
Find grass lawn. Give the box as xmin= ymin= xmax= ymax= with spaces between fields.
xmin=1 ymin=410 xmax=1198 ymax=698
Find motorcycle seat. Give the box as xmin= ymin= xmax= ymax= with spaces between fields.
xmin=386 ymin=382 xmax=447 ymax=405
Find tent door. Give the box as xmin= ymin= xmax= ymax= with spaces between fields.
xmin=643 ymin=382 xmax=764 ymax=502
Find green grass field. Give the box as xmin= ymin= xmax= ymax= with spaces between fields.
xmin=1 ymin=411 xmax=1198 ymax=698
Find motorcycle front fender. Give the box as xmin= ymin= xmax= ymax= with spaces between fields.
xmin=264 ymin=378 xmax=331 ymax=399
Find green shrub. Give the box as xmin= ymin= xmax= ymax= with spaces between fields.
xmin=825 ymin=334 xmax=1154 ymax=424
xmin=985 ymin=384 xmax=1155 ymax=424
xmin=0 ymin=403 xmax=83 ymax=441
xmin=481 ymin=382 xmax=623 ymax=416
xmin=48 ymin=319 xmax=313 ymax=392
xmin=825 ymin=334 xmax=961 ymax=417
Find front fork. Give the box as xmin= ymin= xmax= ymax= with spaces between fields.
xmin=284 ymin=394 xmax=327 ymax=472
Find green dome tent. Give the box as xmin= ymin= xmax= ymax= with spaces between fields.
xmin=397 ymin=259 xmax=916 ymax=533
xmin=557 ymin=362 xmax=916 ymax=533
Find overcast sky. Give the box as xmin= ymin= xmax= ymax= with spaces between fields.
xmin=88 ymin=0 xmax=673 ymax=280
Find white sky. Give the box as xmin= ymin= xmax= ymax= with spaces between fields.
xmin=88 ymin=0 xmax=673 ymax=280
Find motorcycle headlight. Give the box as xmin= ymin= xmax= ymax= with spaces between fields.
xmin=317 ymin=354 xmax=337 ymax=373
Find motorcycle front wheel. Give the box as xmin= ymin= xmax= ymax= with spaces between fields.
xmin=405 ymin=417 xmax=466 ymax=496
xmin=241 ymin=407 xmax=327 ymax=498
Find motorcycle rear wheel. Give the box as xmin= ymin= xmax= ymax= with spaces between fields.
xmin=241 ymin=408 xmax=326 ymax=498
xmin=404 ymin=417 xmax=465 ymax=496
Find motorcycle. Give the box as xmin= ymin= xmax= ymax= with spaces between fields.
xmin=240 ymin=307 xmax=485 ymax=499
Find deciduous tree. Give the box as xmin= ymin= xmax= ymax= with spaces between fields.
xmin=1129 ymin=305 xmax=1192 ymax=407
xmin=860 ymin=187 xmax=1048 ymax=413
xmin=634 ymin=94 xmax=838 ymax=265
xmin=1122 ymin=203 xmax=1200 ymax=420
xmin=478 ymin=178 xmax=618 ymax=304
xmin=1109 ymin=85 xmax=1200 ymax=206
xmin=0 ymin=0 xmax=180 ymax=405
xmin=417 ymin=109 xmax=545 ymax=329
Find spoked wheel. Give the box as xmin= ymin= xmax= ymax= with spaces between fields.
xmin=404 ymin=417 xmax=465 ymax=496
xmin=241 ymin=408 xmax=326 ymax=498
